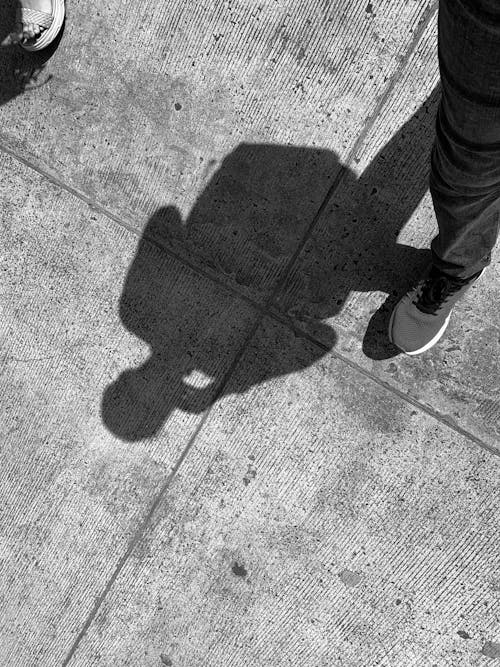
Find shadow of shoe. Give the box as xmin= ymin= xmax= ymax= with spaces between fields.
xmin=363 ymin=294 xmax=404 ymax=360
xmin=362 ymin=248 xmax=432 ymax=359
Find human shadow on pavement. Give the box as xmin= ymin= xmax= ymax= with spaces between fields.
xmin=102 ymin=86 xmax=440 ymax=442
xmin=0 ymin=0 xmax=64 ymax=105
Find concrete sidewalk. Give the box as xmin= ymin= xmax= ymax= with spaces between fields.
xmin=0 ymin=0 xmax=499 ymax=665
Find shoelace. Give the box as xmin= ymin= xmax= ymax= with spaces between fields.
xmin=414 ymin=272 xmax=466 ymax=315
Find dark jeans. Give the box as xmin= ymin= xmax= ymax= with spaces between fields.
xmin=430 ymin=0 xmax=500 ymax=279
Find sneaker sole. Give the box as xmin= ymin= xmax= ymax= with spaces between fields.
xmin=388 ymin=310 xmax=451 ymax=356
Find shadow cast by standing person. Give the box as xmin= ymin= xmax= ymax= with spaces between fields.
xmin=0 ymin=0 xmax=65 ymax=105
xmin=102 ymin=86 xmax=440 ymax=442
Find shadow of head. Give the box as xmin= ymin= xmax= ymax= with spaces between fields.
xmin=102 ymin=87 xmax=440 ymax=441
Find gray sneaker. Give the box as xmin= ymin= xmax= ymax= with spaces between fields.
xmin=388 ymin=266 xmax=482 ymax=355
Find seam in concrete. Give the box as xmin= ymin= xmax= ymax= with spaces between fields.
xmin=59 ymin=419 xmax=210 ymax=666
xmin=275 ymin=311 xmax=500 ymax=458
xmin=346 ymin=1 xmax=439 ymax=168
xmin=0 ymin=138 xmax=268 ymax=309
xmin=266 ymin=1 xmax=439 ymax=303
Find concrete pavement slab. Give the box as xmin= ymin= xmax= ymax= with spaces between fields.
xmin=0 ymin=0 xmax=436 ymax=300
xmin=66 ymin=317 xmax=499 ymax=667
xmin=0 ymin=152 xmax=259 ymax=664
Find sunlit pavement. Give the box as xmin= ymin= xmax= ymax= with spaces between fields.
xmin=0 ymin=1 xmax=499 ymax=665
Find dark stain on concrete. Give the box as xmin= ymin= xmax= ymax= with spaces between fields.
xmin=243 ymin=464 xmax=257 ymax=486
xmin=457 ymin=630 xmax=471 ymax=640
xmin=338 ymin=569 xmax=362 ymax=587
xmin=174 ymin=102 xmax=182 ymax=111
xmin=482 ymin=642 xmax=500 ymax=658
xmin=232 ymin=561 xmax=248 ymax=577
xmin=160 ymin=654 xmax=173 ymax=665
xmin=366 ymin=2 xmax=374 ymax=14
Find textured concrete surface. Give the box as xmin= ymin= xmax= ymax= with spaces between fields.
xmin=69 ymin=319 xmax=500 ymax=667
xmin=0 ymin=0 xmax=499 ymax=665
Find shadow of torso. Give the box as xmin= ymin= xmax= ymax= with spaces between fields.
xmin=102 ymin=87 xmax=440 ymax=442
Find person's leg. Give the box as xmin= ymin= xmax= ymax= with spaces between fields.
xmin=430 ymin=0 xmax=500 ymax=279
xmin=389 ymin=0 xmax=500 ymax=355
